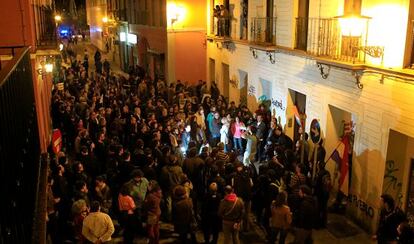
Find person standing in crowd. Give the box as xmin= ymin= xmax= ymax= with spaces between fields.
xmin=255 ymin=115 xmax=267 ymax=162
xmin=219 ymin=185 xmax=245 ymax=244
xmin=210 ymin=112 xmax=222 ymax=147
xmin=144 ymin=182 xmax=162 ymax=244
xmin=125 ymin=169 xmax=149 ymax=234
xmin=172 ymin=185 xmax=198 ymax=243
xmin=373 ymin=194 xmax=406 ymax=244
xmin=294 ymin=185 xmax=317 ymax=244
xmin=270 ymin=191 xmax=292 ymax=244
xmin=231 ymin=163 xmax=253 ymax=232
xmin=82 ymin=201 xmax=115 ymax=244
xmin=220 ymin=117 xmax=230 ymax=152
xmin=241 ymin=126 xmax=257 ymax=166
xmin=202 ymin=182 xmax=222 ymax=244
xmin=118 ymin=185 xmax=136 ymax=244
xmin=231 ymin=116 xmax=245 ymax=154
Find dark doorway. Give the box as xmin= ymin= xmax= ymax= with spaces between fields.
xmin=296 ymin=0 xmax=309 ymax=50
xmin=266 ymin=0 xmax=274 ymax=43
xmin=288 ymin=89 xmax=306 ymax=143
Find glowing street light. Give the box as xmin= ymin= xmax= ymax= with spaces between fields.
xmin=54 ymin=15 xmax=62 ymax=22
xmin=45 ymin=63 xmax=53 ymax=73
xmin=102 ymin=17 xmax=108 ymax=23
xmin=335 ymin=0 xmax=370 ymax=37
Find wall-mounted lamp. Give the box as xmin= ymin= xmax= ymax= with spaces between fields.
xmin=54 ymin=15 xmax=62 ymax=22
xmin=45 ymin=63 xmax=53 ymax=73
xmin=102 ymin=17 xmax=108 ymax=23
xmin=167 ymin=3 xmax=186 ymax=28
xmin=334 ymin=0 xmax=370 ymax=37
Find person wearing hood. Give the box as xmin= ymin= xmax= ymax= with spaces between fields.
xmin=218 ymin=185 xmax=245 ymax=244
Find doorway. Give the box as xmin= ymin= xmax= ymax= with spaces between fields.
xmin=239 ymin=69 xmax=248 ymax=105
xmin=287 ymin=89 xmax=306 ymax=143
xmin=383 ymin=130 xmax=414 ymax=209
xmin=266 ymin=0 xmax=275 ymax=43
xmin=209 ymin=58 xmax=215 ymax=89
xmin=296 ymin=0 xmax=309 ymax=50
xmin=325 ymin=105 xmax=355 ymax=188
xmin=222 ymin=63 xmax=230 ymax=100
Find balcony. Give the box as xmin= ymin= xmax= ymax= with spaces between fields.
xmin=295 ymin=17 xmax=381 ymax=64
xmin=136 ymin=10 xmax=149 ymax=25
xmin=250 ymin=17 xmax=277 ymax=46
xmin=210 ymin=17 xmax=233 ymax=38
xmin=36 ymin=33 xmax=58 ymax=49
xmin=0 ymin=46 xmax=47 ymax=243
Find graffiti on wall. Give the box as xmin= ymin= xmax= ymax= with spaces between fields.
xmin=271 ymin=98 xmax=286 ymax=111
xmin=348 ymin=194 xmax=375 ymax=218
xmin=248 ymin=85 xmax=256 ymax=96
xmin=383 ymin=160 xmax=403 ymax=207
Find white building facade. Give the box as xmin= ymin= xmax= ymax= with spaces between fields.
xmin=207 ymin=0 xmax=414 ymax=231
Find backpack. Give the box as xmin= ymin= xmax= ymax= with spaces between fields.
xmin=322 ymin=172 xmax=332 ymax=192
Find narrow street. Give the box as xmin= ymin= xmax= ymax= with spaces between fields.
xmin=71 ymin=41 xmax=373 ymax=244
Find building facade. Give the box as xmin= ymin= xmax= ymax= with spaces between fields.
xmin=92 ymin=0 xmax=207 ymax=83
xmin=206 ymin=0 xmax=414 ymax=231
xmin=0 ymin=0 xmax=58 ymax=153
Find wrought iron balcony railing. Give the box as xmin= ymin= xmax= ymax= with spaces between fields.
xmin=295 ymin=17 xmax=380 ymax=64
xmin=136 ymin=10 xmax=149 ymax=25
xmin=210 ymin=16 xmax=233 ymax=37
xmin=0 ymin=46 xmax=45 ymax=243
xmin=251 ymin=17 xmax=277 ymax=45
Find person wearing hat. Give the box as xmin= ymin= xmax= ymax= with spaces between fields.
xmin=218 ymin=185 xmax=245 ymax=244
xmin=172 ymin=185 xmax=198 ymax=243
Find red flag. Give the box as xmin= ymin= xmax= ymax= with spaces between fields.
xmin=329 ymin=135 xmax=350 ymax=195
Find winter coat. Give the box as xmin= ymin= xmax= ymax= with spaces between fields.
xmin=218 ymin=193 xmax=245 ymax=222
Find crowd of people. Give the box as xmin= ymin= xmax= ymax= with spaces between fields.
xmin=45 ymin=43 xmax=414 ymax=244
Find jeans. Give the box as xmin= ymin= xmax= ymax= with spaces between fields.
xmin=233 ymin=137 xmax=244 ymax=152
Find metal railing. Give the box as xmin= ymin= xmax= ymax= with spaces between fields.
xmin=251 ymin=17 xmax=277 ymax=45
xmin=36 ymin=33 xmax=57 ymax=49
xmin=0 ymin=47 xmax=44 ymax=243
xmin=295 ymin=17 xmax=369 ymax=63
xmin=211 ymin=16 xmax=233 ymax=37
xmin=136 ymin=10 xmax=149 ymax=25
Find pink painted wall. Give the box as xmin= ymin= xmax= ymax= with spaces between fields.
xmin=174 ymin=31 xmax=206 ymax=84
xmin=0 ymin=0 xmax=35 ymax=49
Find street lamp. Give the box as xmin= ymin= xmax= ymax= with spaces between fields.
xmin=45 ymin=63 xmax=53 ymax=73
xmin=334 ymin=0 xmax=371 ymax=60
xmin=102 ymin=17 xmax=108 ymax=23
xmin=54 ymin=15 xmax=62 ymax=22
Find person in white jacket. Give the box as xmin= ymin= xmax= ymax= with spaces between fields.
xmin=220 ymin=117 xmax=230 ymax=152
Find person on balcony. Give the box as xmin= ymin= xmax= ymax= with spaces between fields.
xmin=220 ymin=5 xmax=230 ymax=37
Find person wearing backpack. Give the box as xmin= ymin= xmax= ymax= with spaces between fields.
xmin=218 ymin=185 xmax=245 ymax=244
xmin=314 ymin=162 xmax=331 ymax=228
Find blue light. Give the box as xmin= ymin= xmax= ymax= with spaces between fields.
xmin=60 ymin=30 xmax=68 ymax=34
